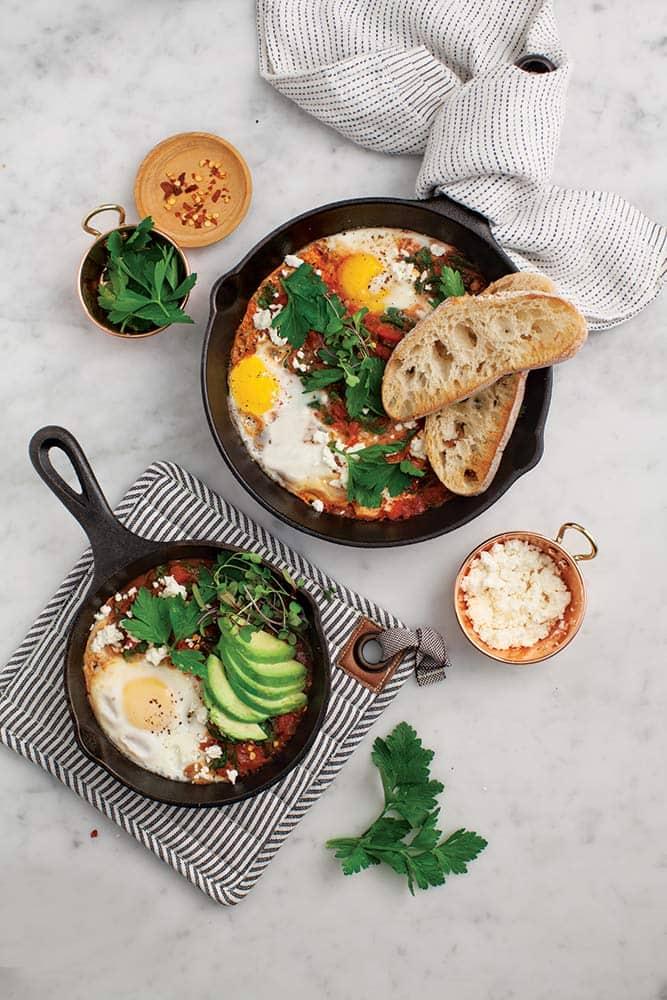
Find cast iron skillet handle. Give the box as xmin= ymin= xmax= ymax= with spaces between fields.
xmin=421 ymin=195 xmax=496 ymax=247
xmin=29 ymin=426 xmax=160 ymax=586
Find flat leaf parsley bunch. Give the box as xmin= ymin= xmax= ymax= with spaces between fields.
xmin=326 ymin=722 xmax=487 ymax=893
xmin=98 ymin=216 xmax=197 ymax=333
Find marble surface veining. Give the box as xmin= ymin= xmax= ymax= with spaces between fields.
xmin=1 ymin=2 xmax=666 ymax=999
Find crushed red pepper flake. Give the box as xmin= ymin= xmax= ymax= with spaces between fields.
xmin=159 ymin=158 xmax=231 ymax=229
xmin=90 ymin=829 xmax=99 ymax=838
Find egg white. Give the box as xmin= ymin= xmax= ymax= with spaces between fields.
xmin=230 ymin=341 xmax=346 ymax=499
xmin=87 ymin=653 xmax=211 ymax=781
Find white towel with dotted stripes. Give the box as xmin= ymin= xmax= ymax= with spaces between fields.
xmin=257 ymin=0 xmax=665 ymax=329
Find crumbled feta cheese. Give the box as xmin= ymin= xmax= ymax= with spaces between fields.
xmin=409 ymin=434 xmax=425 ymax=459
xmin=338 ymin=464 xmax=349 ymax=488
xmin=284 ymin=254 xmax=304 ymax=268
xmin=312 ymin=429 xmax=329 ymax=445
xmin=268 ymin=303 xmax=282 ymax=313
xmin=404 ymin=420 xmax=417 ymax=430
xmin=315 ymin=268 xmax=322 ymax=276
xmin=361 ymin=407 xmax=369 ymax=415
xmin=205 ymin=744 xmax=223 ymax=760
xmin=395 ymin=423 xmax=403 ymax=431
xmin=145 ymin=645 xmax=169 ymax=666
xmin=227 ymin=768 xmax=239 ymax=784
xmin=322 ymin=446 xmax=340 ymax=472
xmin=94 ymin=604 xmax=111 ymax=622
xmin=310 ymin=498 xmax=324 ymax=513
xmin=273 ymin=290 xmax=280 ymax=299
xmin=91 ymin=623 xmax=124 ymax=653
xmin=152 ymin=581 xmax=159 ymax=589
xmin=268 ymin=326 xmax=288 ymax=347
xmin=114 ymin=593 xmax=123 ymax=602
xmin=160 ymin=575 xmax=187 ymax=599
xmin=252 ymin=307 xmax=273 ymax=330
xmin=346 ymin=442 xmax=365 ymax=453
xmin=400 ymin=248 xmax=410 ymax=258
xmin=460 ymin=539 xmax=572 ymax=650
xmin=390 ymin=259 xmax=418 ymax=282
xmin=430 ymin=244 xmax=446 ymax=257
xmin=420 ymin=270 xmax=429 ymax=282
xmin=292 ymin=358 xmax=308 ymax=372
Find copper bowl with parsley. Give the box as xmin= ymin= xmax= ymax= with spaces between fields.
xmin=78 ymin=204 xmax=196 ymax=339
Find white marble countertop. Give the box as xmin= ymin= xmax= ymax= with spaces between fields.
xmin=2 ymin=2 xmax=666 ymax=998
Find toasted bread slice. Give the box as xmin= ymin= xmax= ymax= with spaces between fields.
xmin=382 ymin=291 xmax=587 ymax=420
xmin=482 ymin=273 xmax=556 ymax=296
xmin=424 ymin=373 xmax=527 ymax=495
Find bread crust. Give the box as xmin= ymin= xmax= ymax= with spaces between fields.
xmin=424 ymin=373 xmax=527 ymax=495
xmin=382 ymin=291 xmax=587 ymax=420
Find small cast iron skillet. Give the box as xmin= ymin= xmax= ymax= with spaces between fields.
xmin=29 ymin=426 xmax=331 ymax=807
xmin=201 ymin=195 xmax=552 ymax=547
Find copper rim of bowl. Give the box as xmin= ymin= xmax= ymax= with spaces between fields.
xmin=77 ymin=204 xmax=191 ymax=339
xmin=454 ymin=524 xmax=597 ymax=665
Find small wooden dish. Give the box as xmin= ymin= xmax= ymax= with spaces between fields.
xmin=134 ymin=132 xmax=252 ymax=248
xmin=454 ymin=523 xmax=598 ymax=665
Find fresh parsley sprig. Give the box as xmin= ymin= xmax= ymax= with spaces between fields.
xmin=340 ymin=440 xmax=424 ymax=508
xmin=120 ymin=587 xmax=206 ymax=676
xmin=326 ymin=722 xmax=487 ymax=894
xmin=98 ymin=217 xmax=197 ymax=333
xmin=272 ymin=264 xmax=386 ymax=421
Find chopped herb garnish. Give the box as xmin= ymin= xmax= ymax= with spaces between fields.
xmin=257 ymin=281 xmax=279 ymax=309
xmin=342 ymin=440 xmax=424 ymax=509
xmin=120 ymin=587 xmax=206 ymax=677
xmin=380 ymin=307 xmax=415 ymax=331
xmin=326 ymin=722 xmax=487 ymax=894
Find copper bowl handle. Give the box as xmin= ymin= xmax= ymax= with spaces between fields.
xmin=81 ymin=204 xmax=126 ymax=237
xmin=555 ymin=523 xmax=598 ymax=562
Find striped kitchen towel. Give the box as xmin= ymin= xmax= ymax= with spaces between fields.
xmin=257 ymin=0 xmax=666 ymax=329
xmin=0 ymin=462 xmax=418 ymax=905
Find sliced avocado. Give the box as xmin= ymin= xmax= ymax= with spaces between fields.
xmin=206 ymin=655 xmax=269 ymax=723
xmin=219 ymin=637 xmax=306 ymax=689
xmin=224 ymin=645 xmax=307 ymax=715
xmin=224 ymin=624 xmax=295 ymax=664
xmin=220 ymin=644 xmax=303 ymax=701
xmin=206 ymin=701 xmax=268 ymax=742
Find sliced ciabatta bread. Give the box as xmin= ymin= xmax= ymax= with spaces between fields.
xmin=482 ymin=273 xmax=556 ymax=296
xmin=424 ymin=373 xmax=527 ymax=496
xmin=382 ymin=291 xmax=587 ymax=420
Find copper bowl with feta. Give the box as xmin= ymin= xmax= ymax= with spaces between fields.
xmin=454 ymin=523 xmax=598 ymax=665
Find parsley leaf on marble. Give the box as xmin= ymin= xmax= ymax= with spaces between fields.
xmin=326 ymin=722 xmax=487 ymax=894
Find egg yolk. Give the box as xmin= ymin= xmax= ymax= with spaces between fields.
xmin=230 ymin=355 xmax=279 ymax=417
xmin=123 ymin=676 xmax=175 ymax=733
xmin=338 ymin=252 xmax=387 ymax=313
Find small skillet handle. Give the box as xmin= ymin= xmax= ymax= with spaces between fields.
xmin=29 ymin=426 xmax=160 ymax=588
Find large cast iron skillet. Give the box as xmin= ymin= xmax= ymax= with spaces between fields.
xmin=202 ymin=195 xmax=552 ymax=547
xmin=29 ymin=426 xmax=331 ymax=807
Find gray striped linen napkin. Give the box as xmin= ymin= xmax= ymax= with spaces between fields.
xmin=257 ymin=0 xmax=666 ymax=329
xmin=0 ymin=461 xmax=427 ymax=905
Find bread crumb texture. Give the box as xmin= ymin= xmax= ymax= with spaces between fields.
xmin=461 ymin=539 xmax=571 ymax=650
